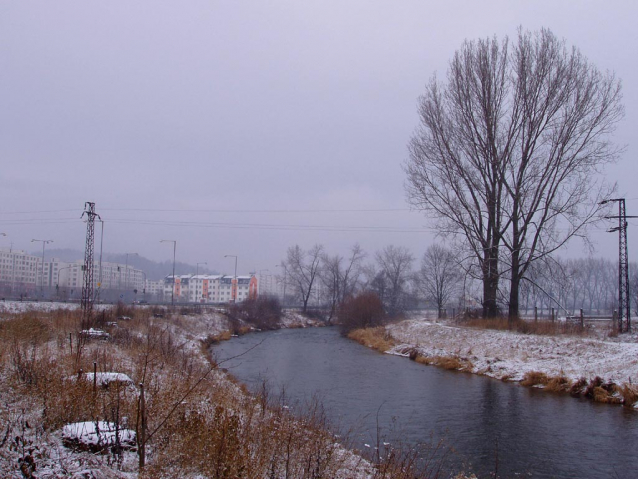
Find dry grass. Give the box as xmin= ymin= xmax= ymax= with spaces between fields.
xmin=413 ymin=353 xmax=473 ymax=372
xmin=348 ymin=326 xmax=395 ymax=352
xmin=1 ymin=307 xmax=451 ymax=478
xmin=462 ymin=317 xmax=587 ymax=337
xmin=520 ymin=371 xmax=549 ymax=387
xmin=618 ymin=384 xmax=638 ymax=408
xmin=545 ymin=375 xmax=572 ymax=393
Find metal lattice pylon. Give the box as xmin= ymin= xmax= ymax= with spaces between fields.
xmin=617 ymin=199 xmax=630 ymax=332
xmin=603 ymin=198 xmax=635 ymax=333
xmin=81 ymin=202 xmax=100 ymax=327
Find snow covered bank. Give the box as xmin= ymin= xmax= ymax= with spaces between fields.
xmin=386 ymin=317 xmax=638 ymax=386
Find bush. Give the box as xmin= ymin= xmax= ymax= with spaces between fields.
xmin=228 ymin=296 xmax=282 ymax=331
xmin=338 ymin=292 xmax=386 ymax=335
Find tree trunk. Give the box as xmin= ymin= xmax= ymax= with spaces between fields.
xmin=508 ymin=247 xmax=521 ymax=321
xmin=509 ymin=275 xmax=520 ymax=321
xmin=483 ymin=247 xmax=500 ymax=318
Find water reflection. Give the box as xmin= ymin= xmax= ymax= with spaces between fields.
xmin=214 ymin=327 xmax=638 ymax=478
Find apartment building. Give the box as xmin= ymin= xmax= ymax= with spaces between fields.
xmin=0 ymin=249 xmax=39 ymax=295
xmin=163 ymin=274 xmax=258 ymax=303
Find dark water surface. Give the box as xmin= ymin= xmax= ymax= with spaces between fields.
xmin=213 ymin=327 xmax=638 ymax=478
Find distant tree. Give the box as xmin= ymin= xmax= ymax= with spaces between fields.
xmin=416 ymin=244 xmax=460 ymax=318
xmin=373 ymin=245 xmax=414 ymax=315
xmin=319 ymin=244 xmax=366 ymax=322
xmin=405 ymin=28 xmax=624 ymax=319
xmin=284 ymin=244 xmax=323 ymax=313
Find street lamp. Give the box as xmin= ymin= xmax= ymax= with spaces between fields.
xmin=56 ymin=265 xmax=72 ymax=299
xmin=140 ymin=271 xmax=147 ymax=302
xmin=224 ymin=255 xmax=238 ymax=303
xmin=196 ymin=262 xmax=207 ymax=276
xmin=31 ymin=239 xmax=53 ymax=296
xmin=161 ymin=240 xmax=177 ymax=306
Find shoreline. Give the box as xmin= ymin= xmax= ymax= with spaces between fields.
xmin=348 ymin=317 xmax=638 ymax=408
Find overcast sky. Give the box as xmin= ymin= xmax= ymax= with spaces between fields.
xmin=1 ymin=1 xmax=636 ymax=274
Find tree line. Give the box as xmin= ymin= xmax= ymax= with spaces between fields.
xmin=278 ymin=243 xmax=637 ymax=323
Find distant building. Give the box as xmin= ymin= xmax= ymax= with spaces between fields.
xmin=0 ymin=249 xmax=39 ymax=296
xmin=163 ymin=274 xmax=258 ymax=303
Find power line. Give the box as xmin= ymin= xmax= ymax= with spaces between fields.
xmin=0 ymin=216 xmax=433 ymax=233
xmin=102 ymin=207 xmax=413 ymax=213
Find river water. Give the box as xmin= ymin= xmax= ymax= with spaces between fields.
xmin=213 ymin=327 xmax=638 ymax=478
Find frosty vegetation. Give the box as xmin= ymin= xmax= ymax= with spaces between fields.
xmin=0 ymin=304 xmax=476 ymax=478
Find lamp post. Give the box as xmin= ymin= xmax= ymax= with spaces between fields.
xmin=224 ymin=255 xmax=238 ymax=303
xmin=31 ymin=239 xmax=53 ymax=297
xmin=196 ymin=262 xmax=207 ymax=276
xmin=56 ymin=265 xmax=71 ymax=300
xmin=141 ymin=271 xmax=147 ymax=302
xmin=161 ymin=240 xmax=177 ymax=306
xmin=276 ymin=264 xmax=287 ymax=306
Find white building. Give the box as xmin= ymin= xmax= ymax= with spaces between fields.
xmin=0 ymin=249 xmax=40 ymax=296
xmin=163 ymin=274 xmax=258 ymax=303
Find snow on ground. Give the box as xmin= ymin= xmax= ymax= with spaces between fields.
xmin=0 ymin=300 xmax=118 ymax=314
xmin=0 ymin=300 xmax=81 ymax=314
xmin=61 ymin=421 xmax=136 ymax=450
xmin=280 ymin=310 xmax=326 ymax=328
xmin=386 ymin=317 xmax=638 ymax=384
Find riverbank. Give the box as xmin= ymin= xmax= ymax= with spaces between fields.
xmin=355 ymin=316 xmax=638 ymax=407
xmin=0 ymin=306 xmax=380 ymax=478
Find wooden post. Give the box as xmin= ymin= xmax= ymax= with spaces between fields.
xmin=580 ymin=309 xmax=584 ymax=329
xmin=551 ymin=308 xmax=555 ymax=322
xmin=534 ymin=307 xmax=538 ymax=322
xmin=93 ymin=362 xmax=97 ymax=392
xmin=69 ymin=332 xmax=73 ymax=354
xmin=139 ymin=383 xmax=146 ymax=469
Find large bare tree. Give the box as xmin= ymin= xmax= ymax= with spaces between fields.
xmin=405 ymin=28 xmax=624 ymax=319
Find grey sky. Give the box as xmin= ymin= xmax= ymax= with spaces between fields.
xmin=0 ymin=1 xmax=636 ymax=274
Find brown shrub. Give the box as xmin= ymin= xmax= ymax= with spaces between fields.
xmin=225 ymin=297 xmax=282 ymax=332
xmin=570 ymin=377 xmax=588 ymax=396
xmin=545 ymin=375 xmax=572 ymax=393
xmin=338 ymin=292 xmax=386 ymax=335
xmin=619 ymin=384 xmax=638 ymax=407
xmin=521 ymin=371 xmax=549 ymax=387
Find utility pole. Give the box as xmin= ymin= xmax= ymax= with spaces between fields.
xmin=225 ymin=255 xmax=238 ymax=303
xmin=601 ymin=198 xmax=637 ymax=333
xmin=161 ymin=240 xmax=177 ymax=306
xmin=81 ymin=202 xmax=100 ymax=328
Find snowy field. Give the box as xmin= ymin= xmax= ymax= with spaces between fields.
xmin=386 ymin=317 xmax=638 ymax=384
xmin=0 ymin=300 xmax=118 ymax=314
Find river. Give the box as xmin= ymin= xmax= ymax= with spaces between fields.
xmin=213 ymin=326 xmax=638 ymax=478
